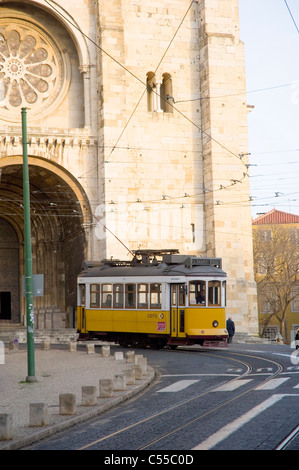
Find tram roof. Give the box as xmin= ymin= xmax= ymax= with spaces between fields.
xmin=78 ymin=257 xmax=227 ymax=278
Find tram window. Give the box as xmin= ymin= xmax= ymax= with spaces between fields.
xmin=171 ymin=285 xmax=176 ymax=306
xmin=189 ymin=281 xmax=206 ymax=306
xmin=150 ymin=283 xmax=161 ymax=309
xmin=179 ymin=309 xmax=185 ymax=332
xmin=125 ymin=284 xmax=136 ymax=309
xmin=90 ymin=284 xmax=100 ymax=308
xmin=208 ymin=281 xmax=221 ymax=306
xmin=102 ymin=284 xmax=112 ymax=308
xmin=113 ymin=284 xmax=124 ymax=308
xmin=138 ymin=284 xmax=148 ymax=309
xmin=178 ymin=285 xmax=185 ymax=306
xmin=79 ymin=284 xmax=85 ymax=306
xmin=222 ymin=281 xmax=226 ymax=307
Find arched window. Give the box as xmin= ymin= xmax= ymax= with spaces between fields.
xmin=146 ymin=72 xmax=173 ymax=113
xmin=146 ymin=72 xmax=156 ymax=112
xmin=160 ymin=73 xmax=173 ymax=113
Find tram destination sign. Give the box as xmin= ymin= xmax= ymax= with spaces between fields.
xmin=187 ymin=257 xmax=222 ymax=268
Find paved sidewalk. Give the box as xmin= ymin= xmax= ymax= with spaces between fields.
xmin=0 ymin=344 xmax=155 ymax=450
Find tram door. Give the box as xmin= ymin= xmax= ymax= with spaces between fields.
xmin=170 ymin=284 xmax=186 ymax=339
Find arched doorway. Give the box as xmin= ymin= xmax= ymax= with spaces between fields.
xmin=0 ymin=219 xmax=19 ymax=322
xmin=0 ymin=157 xmax=91 ymax=328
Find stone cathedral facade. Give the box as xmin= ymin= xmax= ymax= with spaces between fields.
xmin=0 ymin=0 xmax=258 ymax=335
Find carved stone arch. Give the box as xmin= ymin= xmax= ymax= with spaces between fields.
xmin=146 ymin=71 xmax=157 ymax=112
xmin=38 ymin=0 xmax=91 ymax=67
xmin=0 ymin=155 xmax=92 ymax=224
xmin=0 ymin=1 xmax=90 ymax=126
xmin=161 ymin=73 xmax=173 ymax=113
xmin=0 ymin=0 xmax=91 ymax=69
xmin=0 ymin=155 xmax=93 ymax=327
xmin=0 ymin=218 xmax=20 ymax=322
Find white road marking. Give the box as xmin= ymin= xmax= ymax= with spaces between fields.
xmin=161 ymin=373 xmax=239 ymax=377
xmin=157 ymin=380 xmax=199 ymax=393
xmin=211 ymin=379 xmax=253 ymax=392
xmin=243 ymin=350 xmax=267 ymax=354
xmin=273 ymin=353 xmax=294 ymax=358
xmin=255 ymin=378 xmax=290 ymax=390
xmin=193 ymin=394 xmax=297 ymax=450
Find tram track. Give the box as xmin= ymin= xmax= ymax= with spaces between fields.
xmin=275 ymin=424 xmax=299 ymax=450
xmin=77 ymin=349 xmax=285 ymax=451
xmin=138 ymin=350 xmax=284 ymax=450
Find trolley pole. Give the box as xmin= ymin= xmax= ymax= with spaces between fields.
xmin=21 ymin=108 xmax=37 ymax=383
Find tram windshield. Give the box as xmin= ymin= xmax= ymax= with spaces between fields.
xmin=189 ymin=281 xmax=206 ymax=305
xmin=189 ymin=280 xmax=226 ymax=307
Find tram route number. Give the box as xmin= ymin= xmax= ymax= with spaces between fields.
xmin=104 ymin=454 xmax=194 ymax=467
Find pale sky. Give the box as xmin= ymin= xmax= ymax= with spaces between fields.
xmin=239 ymin=0 xmax=299 ymax=218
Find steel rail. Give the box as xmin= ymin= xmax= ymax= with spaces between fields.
xmin=138 ymin=351 xmax=283 ymax=450
xmin=77 ymin=350 xmax=283 ymax=450
xmin=275 ymin=424 xmax=299 ymax=450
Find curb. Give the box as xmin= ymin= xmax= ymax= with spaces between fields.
xmin=0 ymin=366 xmax=155 ymax=450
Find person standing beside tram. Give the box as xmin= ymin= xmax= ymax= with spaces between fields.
xmin=226 ymin=316 xmax=235 ymax=344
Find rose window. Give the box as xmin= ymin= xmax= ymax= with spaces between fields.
xmin=0 ymin=20 xmax=68 ymax=122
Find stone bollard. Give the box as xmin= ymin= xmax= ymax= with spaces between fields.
xmin=114 ymin=351 xmax=124 ymax=360
xmin=30 ymin=403 xmax=48 ymax=427
xmin=126 ymin=351 xmax=135 ymax=363
xmin=135 ymin=355 xmax=147 ymax=375
xmin=101 ymin=345 xmax=110 ymax=357
xmin=82 ymin=386 xmax=97 ymax=406
xmin=0 ymin=414 xmax=13 ymax=441
xmin=86 ymin=343 xmax=95 ymax=354
xmin=134 ymin=365 xmax=143 ymax=380
xmin=59 ymin=394 xmax=76 ymax=415
xmin=99 ymin=379 xmax=113 ymax=398
xmin=113 ymin=373 xmax=126 ymax=391
xmin=68 ymin=341 xmax=77 ymax=352
xmin=125 ymin=368 xmax=135 ymax=385
xmin=41 ymin=340 xmax=50 ymax=350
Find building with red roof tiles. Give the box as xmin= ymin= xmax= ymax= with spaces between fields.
xmin=253 ymin=209 xmax=299 ymax=226
xmin=252 ymin=209 xmax=299 ymax=343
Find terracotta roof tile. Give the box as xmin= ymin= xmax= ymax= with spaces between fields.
xmin=252 ymin=209 xmax=299 ymax=225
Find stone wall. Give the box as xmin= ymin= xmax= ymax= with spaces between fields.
xmin=0 ymin=0 xmax=258 ymax=334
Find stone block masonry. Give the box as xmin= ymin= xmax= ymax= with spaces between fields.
xmin=0 ymin=414 xmax=13 ymax=441
xmin=29 ymin=403 xmax=48 ymax=427
xmin=59 ymin=394 xmax=76 ymax=416
xmin=0 ymin=0 xmax=258 ymax=345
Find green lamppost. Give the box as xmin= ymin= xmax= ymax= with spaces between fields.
xmin=21 ymin=108 xmax=37 ymax=383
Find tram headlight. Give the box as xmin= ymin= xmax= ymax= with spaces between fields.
xmin=212 ymin=320 xmax=218 ymax=328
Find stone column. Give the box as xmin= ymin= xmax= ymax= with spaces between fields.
xmin=198 ymin=0 xmax=258 ymax=334
xmin=80 ymin=65 xmax=91 ymax=128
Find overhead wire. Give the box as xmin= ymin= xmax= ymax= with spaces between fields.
xmin=104 ymin=0 xmax=195 ymax=162
xmin=45 ymin=0 xmax=249 ymax=174
xmin=174 ymin=81 xmax=299 ymax=103
xmin=15 ymin=1 xmax=299 ymax=218
xmin=35 ymin=1 xmax=299 ymax=232
xmin=283 ymin=0 xmax=299 ymax=35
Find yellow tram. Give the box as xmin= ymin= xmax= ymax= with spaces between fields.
xmin=77 ymin=250 xmax=228 ymax=348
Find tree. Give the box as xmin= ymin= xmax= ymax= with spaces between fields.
xmin=253 ymin=225 xmax=299 ymax=341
